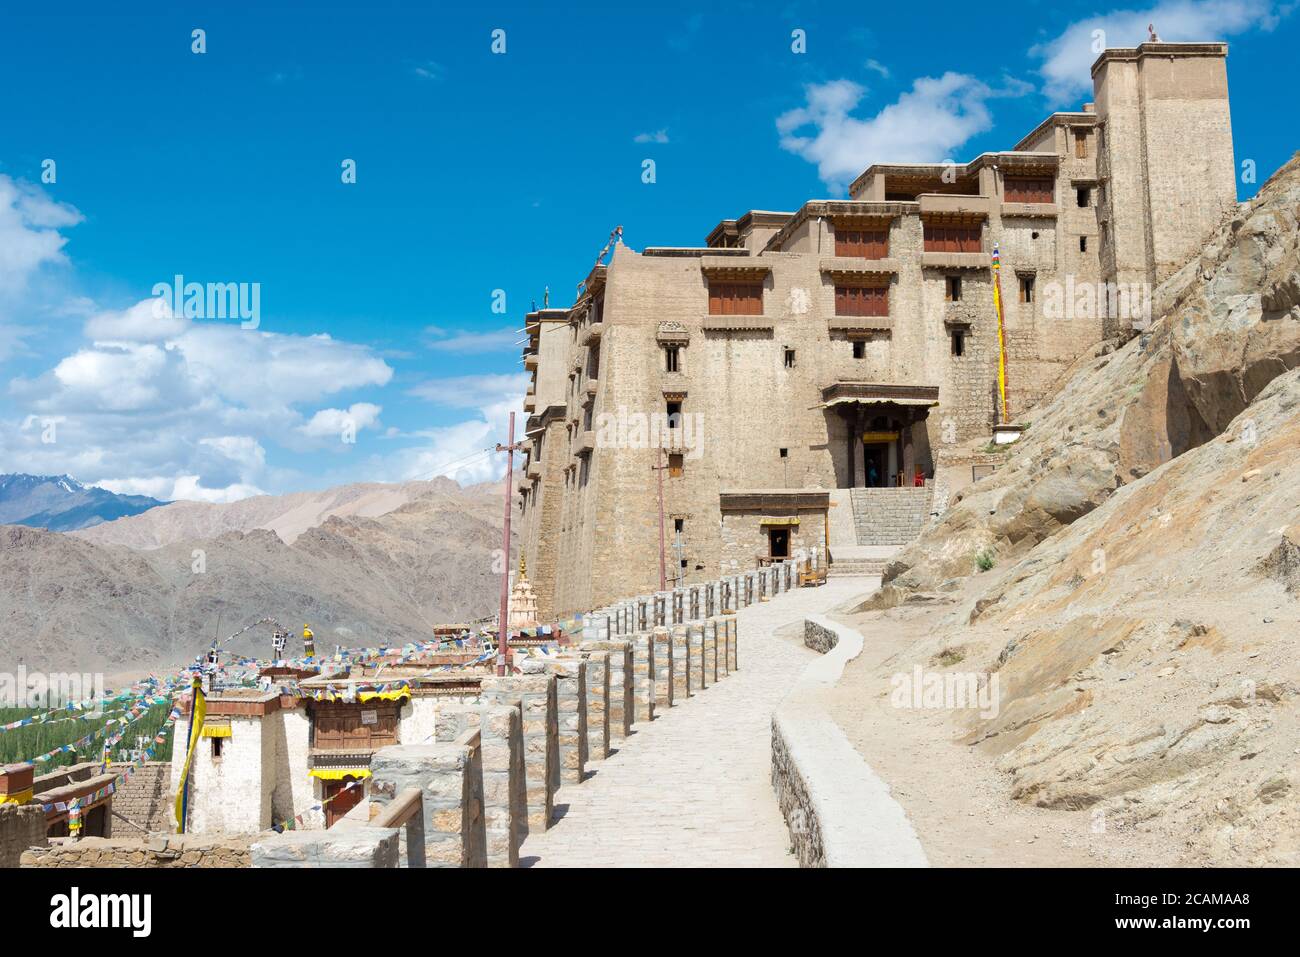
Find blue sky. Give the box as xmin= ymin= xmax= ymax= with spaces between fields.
xmin=0 ymin=0 xmax=1293 ymax=500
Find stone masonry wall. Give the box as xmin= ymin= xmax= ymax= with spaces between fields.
xmin=22 ymin=835 xmax=251 ymax=868
xmin=1 ymin=803 xmax=47 ymax=868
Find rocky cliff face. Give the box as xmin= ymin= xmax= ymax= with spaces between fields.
xmin=855 ymin=155 xmax=1300 ymax=865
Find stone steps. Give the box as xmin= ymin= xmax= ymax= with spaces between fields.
xmin=849 ymin=487 xmax=933 ymax=546
xmin=827 ymin=559 xmax=887 ymax=577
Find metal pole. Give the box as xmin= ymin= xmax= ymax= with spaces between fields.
xmin=496 ymin=411 xmax=516 ymax=676
xmin=656 ymin=445 xmax=667 ymax=591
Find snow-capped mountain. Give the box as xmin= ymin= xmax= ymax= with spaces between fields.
xmin=0 ymin=474 xmax=165 ymax=531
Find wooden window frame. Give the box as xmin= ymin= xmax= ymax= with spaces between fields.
xmin=834 ymin=226 xmax=889 ymax=259
xmin=707 ymin=281 xmax=763 ymax=316
xmin=922 ymin=223 xmax=982 ymax=253
xmin=1004 ymin=177 xmax=1055 ymax=204
xmin=834 ymin=284 xmax=889 ymax=317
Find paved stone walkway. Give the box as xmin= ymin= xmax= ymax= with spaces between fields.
xmin=519 ymin=578 xmax=877 ymax=868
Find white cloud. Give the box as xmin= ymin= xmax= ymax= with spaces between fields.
xmin=1031 ymin=0 xmax=1290 ymax=104
xmin=634 ymin=129 xmax=671 ymax=144
xmin=0 ymin=175 xmax=82 ymax=295
xmin=84 ymin=298 xmax=187 ymax=341
xmin=408 ymin=372 xmax=530 ymax=409
xmin=3 ymin=297 xmax=395 ymax=502
xmin=865 ymin=58 xmax=890 ymax=79
xmin=423 ymin=325 xmax=520 ymax=354
xmin=777 ymin=73 xmax=1005 ymax=192
xmin=299 ymin=402 xmax=382 ymax=439
xmin=413 ymin=61 xmax=443 ymax=80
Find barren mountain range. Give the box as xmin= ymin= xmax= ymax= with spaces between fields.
xmin=1 ymin=478 xmax=511 ymax=677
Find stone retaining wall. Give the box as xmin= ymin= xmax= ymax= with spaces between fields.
xmin=22 ymin=835 xmax=251 ymax=868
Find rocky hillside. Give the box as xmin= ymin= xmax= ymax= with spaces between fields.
xmin=0 ymin=474 xmax=163 ymax=531
xmin=73 ymin=477 xmax=492 ymax=548
xmin=886 ymin=153 xmax=1300 ymax=592
xmin=848 ymin=154 xmax=1300 ymax=865
xmin=0 ymin=485 xmax=512 ymax=675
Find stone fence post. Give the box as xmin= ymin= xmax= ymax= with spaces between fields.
xmin=671 ymin=625 xmax=691 ymax=700
xmin=583 ymin=639 xmax=633 ymax=740
xmin=652 ymin=627 xmax=674 ymax=711
xmin=481 ymin=675 xmax=556 ymax=834
xmin=631 ymin=632 xmax=656 ymax=723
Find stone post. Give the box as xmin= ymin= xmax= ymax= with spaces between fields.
xmin=369 ymin=734 xmax=487 ymax=868
xmin=671 ymin=625 xmax=691 ymax=700
xmin=578 ymin=649 xmax=610 ymax=762
xmin=702 ymin=618 xmax=719 ymax=684
xmin=583 ymin=639 xmax=633 ymax=740
xmin=654 ymin=592 xmax=669 ymax=627
xmin=522 ymin=658 xmax=587 ymax=786
xmin=480 ymin=675 xmax=556 ymax=833
xmin=723 ymin=615 xmax=739 ymax=671
xmin=433 ymin=704 xmax=524 ymax=868
xmin=671 ymin=588 xmax=685 ymax=624
xmin=631 ymin=632 xmax=656 ymax=723
xmin=709 ymin=617 xmax=729 ymax=678
xmin=651 ymin=626 xmax=674 ymax=711
xmin=704 ymin=582 xmax=715 ymax=618
xmin=687 ymin=623 xmax=707 ymax=692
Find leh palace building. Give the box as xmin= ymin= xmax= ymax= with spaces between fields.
xmin=518 ymin=42 xmax=1238 ymax=620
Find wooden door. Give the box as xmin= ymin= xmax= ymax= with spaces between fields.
xmin=323 ymin=777 xmax=365 ymax=828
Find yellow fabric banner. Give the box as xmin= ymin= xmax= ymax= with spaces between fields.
xmin=308 ymin=767 xmax=372 ymax=781
xmin=200 ymin=724 xmax=231 ymax=738
xmin=357 ymin=688 xmax=410 ymax=703
xmin=173 ymin=676 xmax=206 ymax=833
xmin=0 ymin=789 xmax=34 ymax=806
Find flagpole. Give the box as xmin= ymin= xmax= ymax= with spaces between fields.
xmin=992 ymin=242 xmax=1010 ymax=423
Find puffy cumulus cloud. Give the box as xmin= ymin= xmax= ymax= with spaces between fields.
xmin=0 ymin=175 xmax=83 ymax=295
xmin=299 ymin=402 xmax=383 ymax=440
xmin=2 ymin=297 xmax=394 ymax=502
xmin=777 ymin=73 xmax=1012 ymax=192
xmin=84 ymin=298 xmax=187 ymax=342
xmin=1031 ymin=0 xmax=1290 ymax=104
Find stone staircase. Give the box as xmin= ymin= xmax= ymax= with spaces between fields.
xmin=826 ymin=557 xmax=888 ymax=578
xmin=849 ymin=486 xmax=933 ymax=546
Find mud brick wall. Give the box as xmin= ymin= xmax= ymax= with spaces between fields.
xmin=107 ymin=761 xmax=172 ymax=833
xmin=1 ymin=803 xmax=47 ymax=868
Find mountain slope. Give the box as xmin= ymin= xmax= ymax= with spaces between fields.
xmin=0 ymin=474 xmax=164 ymax=531
xmin=0 ymin=486 xmax=512 ymax=675
xmin=72 ymin=477 xmax=494 ymax=548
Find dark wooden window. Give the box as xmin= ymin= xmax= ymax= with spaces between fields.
xmin=1074 ymin=130 xmax=1088 ymax=158
xmin=834 ymin=227 xmax=888 ymax=259
xmin=951 ymin=329 xmax=965 ymax=357
xmin=665 ymin=400 xmax=682 ymax=428
xmin=1019 ymin=276 xmax=1036 ymax=303
xmin=945 ymin=276 xmax=962 ymax=301
xmin=313 ymin=702 xmax=400 ymax=751
xmin=707 ymin=282 xmax=763 ymax=315
xmin=852 ymin=340 xmax=865 ymax=359
xmin=664 ymin=344 xmax=680 ymax=372
xmin=1076 ymin=187 xmax=1090 ymax=208
xmin=1079 ymin=236 xmax=1088 ymax=253
xmin=668 ymin=453 xmax=684 ymax=477
xmin=922 ymin=224 xmax=982 ymax=253
xmin=783 ymin=348 xmax=796 ymax=368
xmin=1004 ymin=177 xmax=1055 ymax=203
xmin=834 ymin=285 xmax=889 ymax=317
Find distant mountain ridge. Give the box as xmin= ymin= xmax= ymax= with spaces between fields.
xmin=73 ymin=477 xmax=495 ymax=548
xmin=0 ymin=474 xmax=164 ymax=532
